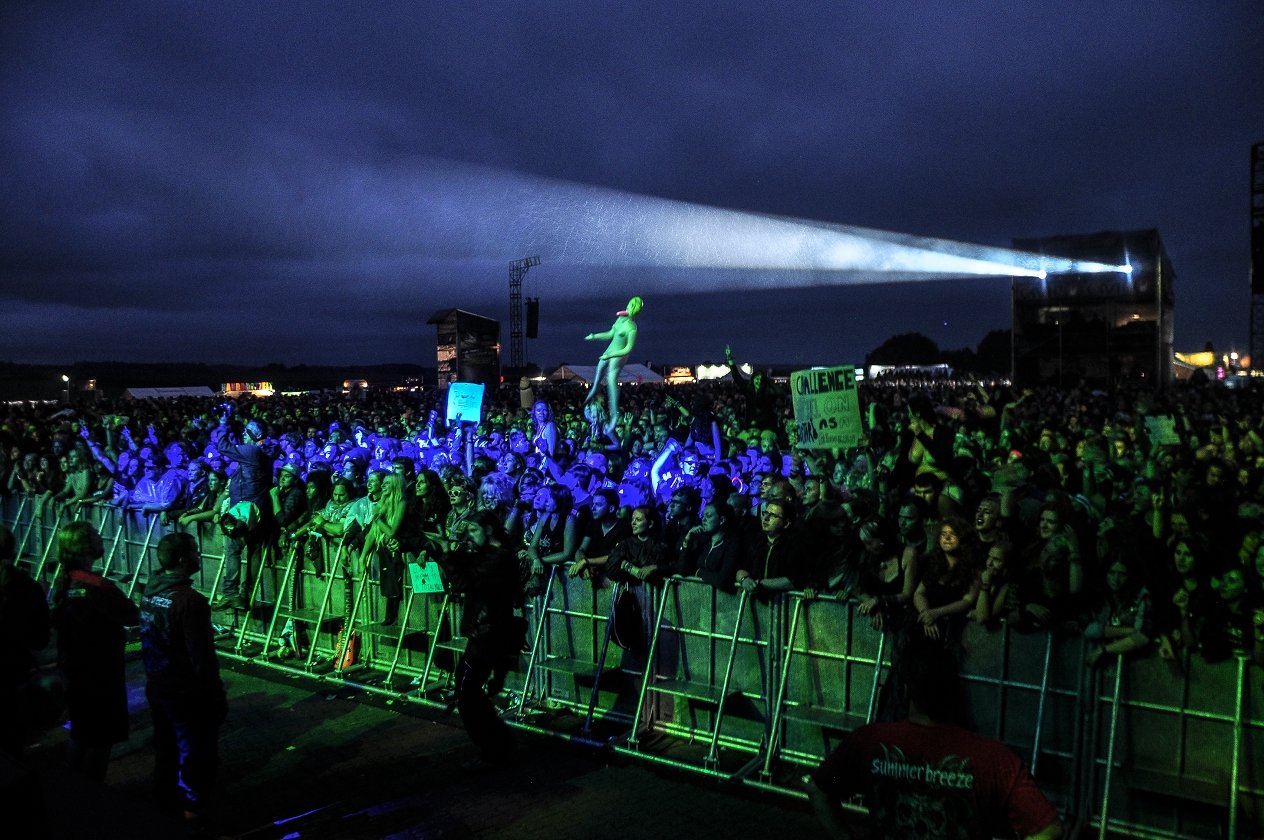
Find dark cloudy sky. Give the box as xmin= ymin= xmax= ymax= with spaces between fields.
xmin=2 ymin=1 xmax=1261 ymax=369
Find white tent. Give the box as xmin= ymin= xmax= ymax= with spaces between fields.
xmin=125 ymin=386 xmax=218 ymax=399
xmin=549 ymin=363 xmax=663 ymax=386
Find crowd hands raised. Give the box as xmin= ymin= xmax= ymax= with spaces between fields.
xmin=3 ymin=357 xmax=1264 ymax=674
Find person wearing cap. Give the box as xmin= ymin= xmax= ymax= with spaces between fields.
xmin=211 ymin=416 xmax=275 ymax=611
xmin=271 ymin=462 xmax=307 ymax=535
xmin=118 ymin=452 xmax=181 ymax=523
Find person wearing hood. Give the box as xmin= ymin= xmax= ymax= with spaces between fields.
xmin=140 ymin=532 xmax=228 ymax=821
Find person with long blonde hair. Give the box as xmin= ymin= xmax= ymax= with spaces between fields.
xmin=358 ymin=473 xmax=414 ymax=625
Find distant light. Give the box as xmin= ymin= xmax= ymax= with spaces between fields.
xmin=1131 ymin=313 xmax=1140 ymax=320
xmin=60 ymin=374 xmax=69 ymax=383
xmin=1121 ymin=264 xmax=1133 ymax=275
xmin=1036 ymin=270 xmax=1048 ymax=280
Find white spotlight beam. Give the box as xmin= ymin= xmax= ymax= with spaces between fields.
xmin=359 ymin=159 xmax=1128 ymax=296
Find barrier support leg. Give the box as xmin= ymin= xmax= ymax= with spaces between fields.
xmin=624 ymin=578 xmax=674 ymax=749
xmin=760 ymin=597 xmax=803 ymax=780
xmin=1097 ymin=653 xmax=1125 ymax=840
xmin=1031 ymin=631 xmax=1054 ymax=777
xmin=514 ymin=569 xmax=559 ymax=717
xmin=703 ymin=588 xmax=750 ymax=768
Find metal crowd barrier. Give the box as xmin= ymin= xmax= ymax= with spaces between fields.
xmin=3 ymin=490 xmax=1260 ymax=838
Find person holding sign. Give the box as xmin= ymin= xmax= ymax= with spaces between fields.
xmin=583 ymin=296 xmax=643 ymax=437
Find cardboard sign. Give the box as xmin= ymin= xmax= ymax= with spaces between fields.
xmin=791 ymin=366 xmax=862 ymax=450
xmin=1145 ymin=415 xmax=1181 ymax=447
xmin=408 ymin=561 xmax=445 ymax=594
xmin=445 ymin=382 xmax=485 ymax=426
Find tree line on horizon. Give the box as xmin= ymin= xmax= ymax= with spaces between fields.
xmin=864 ymin=328 xmax=1012 ymax=375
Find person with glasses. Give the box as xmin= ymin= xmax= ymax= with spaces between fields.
xmin=736 ymin=498 xmax=804 ymax=599
xmin=444 ymin=476 xmax=477 ymax=539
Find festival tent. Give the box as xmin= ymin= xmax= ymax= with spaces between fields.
xmin=124 ymin=386 xmax=218 ymax=399
xmin=549 ymin=363 xmax=663 ymax=386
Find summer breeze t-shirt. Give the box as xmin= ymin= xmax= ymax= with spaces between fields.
xmin=812 ymin=720 xmax=1058 ymax=840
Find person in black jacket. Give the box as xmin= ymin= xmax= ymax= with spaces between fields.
xmin=140 ymin=532 xmax=228 ymax=818
xmin=51 ymin=521 xmax=139 ymax=781
xmin=0 ymin=524 xmax=51 ymax=758
xmin=211 ymin=416 xmax=275 ymax=611
xmin=675 ymin=502 xmax=744 ymax=593
xmin=436 ymin=511 xmax=524 ymax=771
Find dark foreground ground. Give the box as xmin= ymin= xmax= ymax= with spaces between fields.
xmin=5 ymin=651 xmax=842 ymax=839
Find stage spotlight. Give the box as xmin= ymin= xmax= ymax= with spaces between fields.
xmin=373 ymin=158 xmax=1128 ymax=296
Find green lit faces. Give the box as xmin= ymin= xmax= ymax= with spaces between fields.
xmin=1105 ymin=561 xmax=1129 ymax=594
xmin=1219 ymin=569 xmax=1245 ymax=602
xmin=1173 ymin=541 xmax=1195 ymax=576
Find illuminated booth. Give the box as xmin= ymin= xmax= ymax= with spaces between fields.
xmin=1012 ymin=229 xmax=1174 ymax=388
xmin=221 ymin=381 xmax=276 ymax=398
xmin=427 ymin=308 xmax=501 ymax=390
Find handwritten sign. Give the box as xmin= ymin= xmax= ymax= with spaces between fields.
xmin=791 ymin=366 xmax=862 ymax=450
xmin=408 ymin=561 xmax=446 ymax=594
xmin=445 ymin=381 xmax=485 ymax=426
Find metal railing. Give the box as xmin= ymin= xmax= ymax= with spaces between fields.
xmin=4 ymin=490 xmax=1259 ymax=838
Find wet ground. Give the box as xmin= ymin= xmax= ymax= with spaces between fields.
xmin=10 ymin=650 xmax=853 ymax=839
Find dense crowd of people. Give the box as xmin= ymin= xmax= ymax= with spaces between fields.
xmin=5 ymin=368 xmax=1263 ymax=665
xmin=3 ymin=363 xmax=1264 ymax=829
